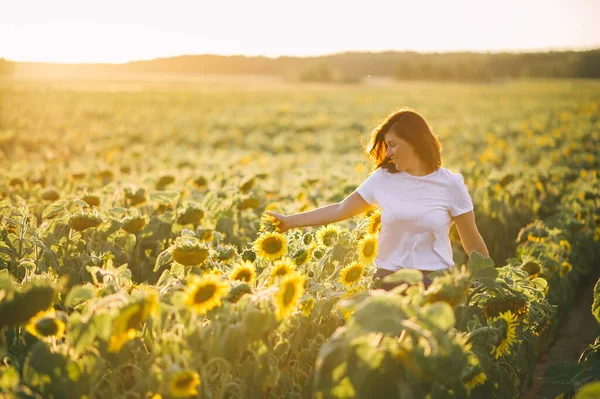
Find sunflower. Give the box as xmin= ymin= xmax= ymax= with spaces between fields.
xmin=357 ymin=234 xmax=378 ymax=265
xmin=108 ymin=304 xmax=142 ymax=352
xmin=482 ymin=295 xmax=528 ymax=319
xmin=172 ymin=237 xmax=211 ymax=266
xmin=465 ymin=372 xmax=487 ymax=391
xmin=559 ymin=261 xmax=572 ymax=277
xmin=268 ymin=257 xmax=296 ymax=286
xmin=300 ymin=296 xmax=316 ymax=317
xmin=292 ymin=247 xmax=312 ymax=266
xmin=198 ymin=228 xmax=214 ymax=242
xmin=559 ymin=240 xmax=571 ymax=254
xmin=108 ymin=291 xmax=159 ymax=353
xmin=230 ymin=260 xmax=257 ymax=285
xmin=253 ymin=231 xmax=287 ymax=261
xmin=274 ymin=272 xmax=306 ymax=320
xmin=316 ymin=224 xmax=342 ymax=248
xmin=366 ymin=210 xmax=382 ymax=235
xmin=342 ymin=284 xmax=367 ymax=299
xmin=25 ymin=308 xmax=65 ymax=340
xmin=489 ymin=310 xmax=519 ymax=359
xmin=168 ymin=370 xmax=201 ymax=398
xmin=185 ymin=275 xmax=230 ymax=314
xmin=338 ymin=261 xmax=365 ymax=287
xmin=259 ymin=213 xmax=280 ymax=233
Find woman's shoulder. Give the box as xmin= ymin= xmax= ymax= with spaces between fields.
xmin=436 ymin=167 xmax=467 ymax=184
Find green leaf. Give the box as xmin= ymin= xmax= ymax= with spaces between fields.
xmin=149 ymin=191 xmax=180 ymax=204
xmin=531 ymin=277 xmax=548 ymax=290
xmin=170 ymin=291 xmax=187 ymax=308
xmin=215 ymin=216 xmax=235 ymax=239
xmin=592 ymin=279 xmax=600 ymax=324
xmin=383 ymin=269 xmax=423 ymax=284
xmin=353 ymin=341 xmax=384 ymax=370
xmin=42 ymin=199 xmax=69 ymax=220
xmin=0 ymin=366 xmax=19 ymax=390
xmin=466 ymin=251 xmax=495 ymax=272
xmin=543 ymin=362 xmax=580 ymax=385
xmin=478 ymin=277 xmax=498 ymax=289
xmin=65 ymin=284 xmax=96 ymax=308
xmin=0 ymin=270 xmax=15 ymax=291
xmin=421 ymin=302 xmax=455 ymax=331
xmin=170 ymin=262 xmax=185 ymax=277
xmin=94 ymin=312 xmax=113 ymax=341
xmin=352 ymin=296 xmax=406 ymax=335
xmin=576 ymin=382 xmax=600 ymax=399
xmin=25 ymin=341 xmax=67 ymax=375
xmin=153 ymin=248 xmax=173 ymax=272
xmin=68 ymin=312 xmax=98 ymax=355
xmin=473 ymin=267 xmax=499 ymax=280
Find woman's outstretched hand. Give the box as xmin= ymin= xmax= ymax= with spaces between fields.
xmin=265 ymin=211 xmax=294 ymax=233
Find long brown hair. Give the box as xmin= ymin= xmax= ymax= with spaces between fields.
xmin=363 ymin=108 xmax=442 ymax=173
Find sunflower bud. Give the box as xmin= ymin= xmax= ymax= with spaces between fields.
xmin=177 ymin=203 xmax=204 ymax=225
xmin=121 ymin=215 xmax=147 ymax=234
xmin=82 ymin=194 xmax=101 ymax=207
xmin=124 ymin=186 xmax=147 ymax=206
xmin=41 ymin=188 xmax=60 ymax=201
xmin=70 ymin=211 xmax=102 ymax=232
xmin=171 ymin=236 xmax=211 ymax=266
xmin=0 ymin=279 xmax=57 ymax=328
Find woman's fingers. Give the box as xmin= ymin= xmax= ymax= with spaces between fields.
xmin=265 ymin=211 xmax=285 ymax=233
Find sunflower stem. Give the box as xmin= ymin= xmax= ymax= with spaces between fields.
xmin=466 ymin=326 xmax=497 ymax=344
xmin=464 ymin=283 xmax=487 ymax=306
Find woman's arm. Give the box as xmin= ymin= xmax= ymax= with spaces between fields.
xmin=452 ymin=210 xmax=490 ymax=258
xmin=266 ymin=192 xmax=374 ymax=233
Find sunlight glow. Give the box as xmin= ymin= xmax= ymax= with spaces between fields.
xmin=1 ymin=0 xmax=599 ymax=63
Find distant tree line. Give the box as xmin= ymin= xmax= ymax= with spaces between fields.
xmin=0 ymin=58 xmax=15 ymax=76
xmin=7 ymin=49 xmax=600 ymax=81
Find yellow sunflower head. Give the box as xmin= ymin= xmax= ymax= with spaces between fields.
xmin=338 ymin=261 xmax=365 ymax=288
xmin=172 ymin=236 xmax=211 ymax=267
xmin=292 ymin=247 xmax=312 ymax=266
xmin=268 ymin=257 xmax=296 ymax=286
xmin=198 ymin=228 xmax=214 ymax=242
xmin=253 ymin=231 xmax=287 ymax=261
xmin=168 ymin=370 xmax=201 ymax=398
xmin=108 ymin=303 xmax=142 ymax=352
xmin=357 ymin=234 xmax=378 ymax=265
xmin=300 ymin=296 xmax=316 ymax=317
xmin=489 ymin=310 xmax=519 ymax=359
xmin=465 ymin=371 xmax=487 ymax=391
xmin=560 ymin=261 xmax=572 ymax=277
xmin=259 ymin=213 xmax=280 ymax=233
xmin=107 ymin=291 xmax=158 ymax=352
xmin=25 ymin=308 xmax=65 ymax=340
xmin=230 ymin=260 xmax=257 ymax=285
xmin=185 ymin=275 xmax=230 ymax=314
xmin=366 ymin=210 xmax=382 ymax=235
xmin=274 ymin=272 xmax=306 ymax=320
xmin=316 ymin=224 xmax=342 ymax=248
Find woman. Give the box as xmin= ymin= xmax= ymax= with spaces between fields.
xmin=266 ymin=108 xmax=489 ymax=290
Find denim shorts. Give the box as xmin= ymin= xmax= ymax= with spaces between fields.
xmin=373 ymin=268 xmax=433 ymax=291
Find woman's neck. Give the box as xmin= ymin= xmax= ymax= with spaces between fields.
xmin=405 ymin=161 xmax=436 ymax=177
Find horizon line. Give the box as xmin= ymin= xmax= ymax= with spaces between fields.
xmin=4 ymin=44 xmax=600 ymax=65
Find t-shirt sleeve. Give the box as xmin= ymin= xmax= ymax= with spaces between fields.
xmin=355 ymin=169 xmax=381 ymax=206
xmin=450 ymin=173 xmax=474 ymax=217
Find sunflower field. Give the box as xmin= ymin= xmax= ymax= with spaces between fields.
xmin=0 ymin=76 xmax=599 ymax=398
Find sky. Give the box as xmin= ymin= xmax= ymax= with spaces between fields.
xmin=1 ymin=0 xmax=599 ymax=64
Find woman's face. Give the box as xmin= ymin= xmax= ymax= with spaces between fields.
xmin=383 ymin=131 xmax=418 ymax=172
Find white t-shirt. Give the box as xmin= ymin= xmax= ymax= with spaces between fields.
xmin=355 ymin=167 xmax=474 ymax=271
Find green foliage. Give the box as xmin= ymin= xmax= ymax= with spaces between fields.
xmin=0 ymin=77 xmax=599 ymax=398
